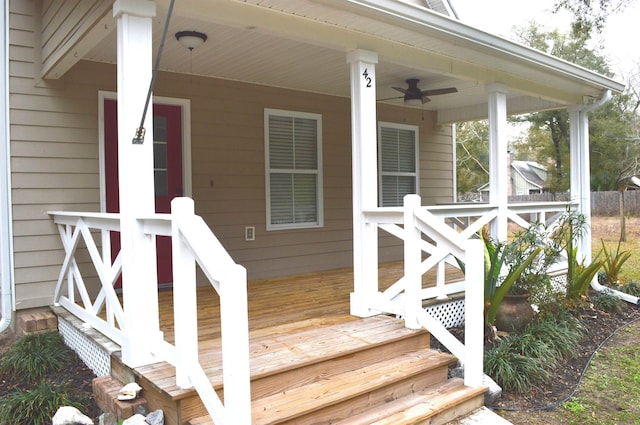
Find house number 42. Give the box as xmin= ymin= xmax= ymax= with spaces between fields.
xmin=362 ymin=68 xmax=372 ymax=88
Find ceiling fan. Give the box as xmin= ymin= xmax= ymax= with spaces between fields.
xmin=379 ymin=78 xmax=458 ymax=104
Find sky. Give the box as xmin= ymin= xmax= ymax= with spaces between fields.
xmin=452 ymin=0 xmax=639 ymax=81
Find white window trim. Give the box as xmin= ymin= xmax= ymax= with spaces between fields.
xmin=264 ymin=108 xmax=324 ymax=231
xmin=378 ymin=121 xmax=420 ymax=207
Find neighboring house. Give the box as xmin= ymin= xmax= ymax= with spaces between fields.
xmin=0 ymin=0 xmax=632 ymax=423
xmin=511 ymin=160 xmax=550 ymax=195
xmin=478 ymin=160 xmax=550 ymax=198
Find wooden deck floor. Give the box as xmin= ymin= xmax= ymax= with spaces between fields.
xmin=122 ymin=261 xmax=468 ymax=423
xmin=156 ymin=260 xmax=463 ymax=344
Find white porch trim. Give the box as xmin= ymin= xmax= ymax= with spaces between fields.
xmin=347 ymin=49 xmax=380 ymax=318
xmin=0 ymin=0 xmax=14 ymax=333
xmin=113 ymin=0 xmax=162 ymax=367
xmin=487 ymin=83 xmax=509 ymax=241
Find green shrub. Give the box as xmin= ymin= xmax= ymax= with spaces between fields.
xmin=0 ymin=381 xmax=84 ymax=425
xmin=484 ymin=340 xmax=550 ymax=394
xmin=599 ymin=238 xmax=632 ymax=285
xmin=528 ymin=310 xmax=584 ymax=359
xmin=0 ymin=331 xmax=74 ymax=384
xmin=617 ymin=281 xmax=640 ymax=297
xmin=593 ymin=291 xmax=624 ymax=314
xmin=484 ymin=309 xmax=585 ymax=394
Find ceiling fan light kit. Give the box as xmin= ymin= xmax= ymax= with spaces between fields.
xmin=175 ymin=30 xmax=208 ymax=50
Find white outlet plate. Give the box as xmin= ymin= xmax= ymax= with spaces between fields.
xmin=245 ymin=226 xmax=255 ymax=241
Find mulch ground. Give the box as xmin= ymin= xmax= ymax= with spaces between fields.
xmin=432 ymin=294 xmax=640 ymax=412
xmin=0 ymin=331 xmax=102 ymax=423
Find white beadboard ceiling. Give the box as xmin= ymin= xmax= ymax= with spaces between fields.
xmin=78 ymin=0 xmax=623 ymax=123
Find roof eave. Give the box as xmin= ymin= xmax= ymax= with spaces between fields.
xmin=314 ymin=0 xmax=625 ymax=94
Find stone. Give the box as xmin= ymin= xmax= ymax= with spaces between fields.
xmin=449 ymin=366 xmax=502 ymax=404
xmin=145 ymin=410 xmax=164 ymax=425
xmin=98 ymin=412 xmax=118 ymax=425
xmin=118 ymin=382 xmax=143 ymax=400
xmin=51 ymin=406 xmax=94 ymax=425
xmin=483 ymin=373 xmax=503 ymax=404
xmin=135 ymin=404 xmax=148 ymax=416
xmin=122 ymin=414 xmax=147 ymax=425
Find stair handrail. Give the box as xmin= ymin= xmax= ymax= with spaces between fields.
xmin=170 ymin=197 xmax=251 ymax=425
xmin=402 ymin=194 xmax=484 ymax=387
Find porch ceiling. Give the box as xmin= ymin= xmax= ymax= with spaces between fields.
xmin=71 ymin=0 xmax=624 ymax=123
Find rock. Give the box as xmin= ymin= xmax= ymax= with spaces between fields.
xmin=98 ymin=412 xmax=118 ymax=425
xmin=145 ymin=410 xmax=164 ymax=425
xmin=483 ymin=373 xmax=503 ymax=404
xmin=449 ymin=366 xmax=502 ymax=404
xmin=118 ymin=382 xmax=143 ymax=401
xmin=52 ymin=406 xmax=94 ymax=425
xmin=136 ymin=404 xmax=148 ymax=416
xmin=122 ymin=414 xmax=147 ymax=425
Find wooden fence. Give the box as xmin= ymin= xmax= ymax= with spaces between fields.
xmin=458 ymin=191 xmax=640 ymax=216
xmin=590 ymin=191 xmax=640 ymax=216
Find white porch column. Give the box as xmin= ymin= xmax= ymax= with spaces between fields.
xmin=347 ymin=49 xmax=379 ymax=317
xmin=487 ymin=83 xmax=509 ymax=242
xmin=114 ymin=0 xmax=161 ymax=367
xmin=569 ymin=107 xmax=592 ymax=261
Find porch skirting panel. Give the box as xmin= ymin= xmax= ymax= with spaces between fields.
xmin=53 ymin=306 xmax=120 ymax=377
xmin=425 ymin=296 xmax=466 ymax=329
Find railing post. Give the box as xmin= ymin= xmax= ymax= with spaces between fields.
xmin=220 ymin=264 xmax=252 ymax=424
xmin=171 ymin=198 xmax=198 ymax=388
xmin=404 ymin=194 xmax=422 ymax=329
xmin=464 ymin=238 xmax=484 ymax=387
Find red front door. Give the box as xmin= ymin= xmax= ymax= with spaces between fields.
xmin=104 ymin=99 xmax=184 ymax=285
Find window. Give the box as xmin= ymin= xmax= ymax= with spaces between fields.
xmin=265 ymin=109 xmax=323 ymax=230
xmin=378 ymin=122 xmax=419 ymax=207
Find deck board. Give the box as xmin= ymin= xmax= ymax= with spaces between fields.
xmin=157 ymin=260 xmax=462 ymax=344
xmin=131 ymin=261 xmax=464 ymax=402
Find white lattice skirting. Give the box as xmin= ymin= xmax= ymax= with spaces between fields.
xmin=425 ymin=297 xmax=466 ymax=329
xmin=52 ymin=306 xmax=120 ymax=377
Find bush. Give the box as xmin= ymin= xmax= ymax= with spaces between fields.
xmin=617 ymin=281 xmax=640 ymax=297
xmin=528 ymin=310 xmax=584 ymax=359
xmin=0 ymin=331 xmax=74 ymax=384
xmin=484 ymin=341 xmax=550 ymax=394
xmin=593 ymin=291 xmax=624 ymax=314
xmin=0 ymin=381 xmax=84 ymax=425
xmin=484 ymin=309 xmax=585 ymax=394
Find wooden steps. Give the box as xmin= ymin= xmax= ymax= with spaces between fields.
xmin=125 ymin=314 xmax=487 ymax=425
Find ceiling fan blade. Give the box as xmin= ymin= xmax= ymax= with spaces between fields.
xmin=421 ymin=87 xmax=458 ymax=96
xmin=392 ymin=86 xmax=409 ymax=94
xmin=377 ymin=95 xmax=404 ymax=102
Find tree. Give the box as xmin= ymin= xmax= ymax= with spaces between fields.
xmin=512 ymin=23 xmax=615 ymax=192
xmin=553 ymin=0 xmax=634 ymax=35
xmin=456 ymin=120 xmax=490 ymax=195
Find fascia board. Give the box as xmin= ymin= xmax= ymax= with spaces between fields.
xmin=314 ymin=0 xmax=625 ymax=94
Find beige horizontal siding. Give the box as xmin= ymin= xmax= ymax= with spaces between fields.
xmin=10 ymin=6 xmax=455 ymax=308
xmin=9 ymin=3 xmax=111 ymax=308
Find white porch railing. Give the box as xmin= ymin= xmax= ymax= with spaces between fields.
xmin=49 ymin=197 xmax=251 ymax=425
xmin=359 ymin=195 xmax=575 ymax=388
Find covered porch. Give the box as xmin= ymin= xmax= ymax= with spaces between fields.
xmin=30 ymin=0 xmax=628 ymax=423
